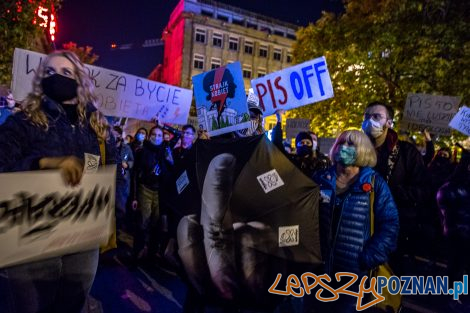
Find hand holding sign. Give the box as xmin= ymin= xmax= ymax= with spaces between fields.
xmin=39 ymin=156 xmax=84 ymax=187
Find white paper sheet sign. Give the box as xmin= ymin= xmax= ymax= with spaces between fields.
xmin=11 ymin=48 xmax=193 ymax=124
xmin=449 ymin=106 xmax=470 ymax=136
xmin=0 ymin=167 xmax=116 ymax=268
xmin=251 ymin=56 xmax=334 ymax=116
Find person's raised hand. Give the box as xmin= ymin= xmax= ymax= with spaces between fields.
xmin=275 ymin=109 xmax=285 ymax=123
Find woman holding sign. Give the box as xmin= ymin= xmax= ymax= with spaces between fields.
xmin=0 ymin=50 xmax=116 ymax=313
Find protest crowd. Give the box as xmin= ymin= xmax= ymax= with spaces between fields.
xmin=0 ymin=49 xmax=469 ymax=313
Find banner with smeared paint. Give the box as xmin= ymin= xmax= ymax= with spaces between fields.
xmin=0 ymin=167 xmax=116 ymax=267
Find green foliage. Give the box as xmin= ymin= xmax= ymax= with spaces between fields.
xmin=0 ymin=0 xmax=62 ymax=85
xmin=292 ymin=0 xmax=469 ymax=144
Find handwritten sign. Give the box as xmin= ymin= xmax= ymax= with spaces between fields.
xmin=318 ymin=138 xmax=336 ymax=156
xmin=0 ymin=167 xmax=116 ymax=268
xmin=11 ymin=48 xmax=193 ymax=124
xmin=192 ymin=62 xmax=251 ymax=136
xmin=285 ymin=118 xmax=310 ymax=139
xmin=251 ymin=56 xmax=334 ymax=116
xmin=449 ymin=106 xmax=470 ymax=136
xmin=401 ymin=93 xmax=460 ymax=136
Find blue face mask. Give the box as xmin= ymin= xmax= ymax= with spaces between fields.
xmin=334 ymin=145 xmax=357 ymax=166
xmin=136 ymin=133 xmax=145 ymax=142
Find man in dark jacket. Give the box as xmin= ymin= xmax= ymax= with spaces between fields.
xmin=362 ymin=101 xmax=428 ymax=275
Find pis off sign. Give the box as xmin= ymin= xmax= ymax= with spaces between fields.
xmin=251 ymin=56 xmax=334 ymax=116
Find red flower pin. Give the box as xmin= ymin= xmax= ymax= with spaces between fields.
xmin=362 ymin=183 xmax=372 ymax=192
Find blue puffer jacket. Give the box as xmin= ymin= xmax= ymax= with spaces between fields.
xmin=0 ymin=98 xmax=116 ymax=172
xmin=314 ymin=166 xmax=399 ymax=276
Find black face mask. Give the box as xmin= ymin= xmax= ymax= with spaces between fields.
xmin=297 ymin=145 xmax=313 ymax=158
xmin=41 ymin=74 xmax=78 ymax=103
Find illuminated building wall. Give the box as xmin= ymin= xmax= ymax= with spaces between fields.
xmin=161 ymin=0 xmax=298 ymax=94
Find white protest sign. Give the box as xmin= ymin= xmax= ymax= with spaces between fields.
xmin=0 ymin=167 xmax=116 ymax=268
xmin=286 ymin=118 xmax=310 ymax=139
xmin=400 ymin=93 xmax=460 ymax=136
xmin=251 ymin=56 xmax=334 ymax=116
xmin=449 ymin=106 xmax=470 ymax=136
xmin=11 ymin=48 xmax=193 ymax=124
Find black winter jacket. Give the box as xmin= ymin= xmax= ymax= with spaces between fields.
xmin=375 ymin=129 xmax=428 ymax=224
xmin=0 ymin=98 xmax=116 ymax=172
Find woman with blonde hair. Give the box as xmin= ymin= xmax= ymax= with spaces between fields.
xmin=0 ymin=50 xmax=116 ymax=313
xmin=310 ymin=130 xmax=399 ymax=313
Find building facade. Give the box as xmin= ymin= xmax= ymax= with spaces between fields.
xmin=161 ymin=0 xmax=298 ymax=94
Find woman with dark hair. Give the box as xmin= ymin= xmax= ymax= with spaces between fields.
xmin=0 ymin=50 xmax=116 ymax=313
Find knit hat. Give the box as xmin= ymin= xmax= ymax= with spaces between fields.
xmin=295 ymin=131 xmax=312 ymax=146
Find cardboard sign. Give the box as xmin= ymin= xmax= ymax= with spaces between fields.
xmin=192 ymin=62 xmax=251 ymax=136
xmin=11 ymin=48 xmax=193 ymax=124
xmin=449 ymin=106 xmax=470 ymax=136
xmin=285 ymin=118 xmax=310 ymax=139
xmin=318 ymin=137 xmax=336 ymax=156
xmin=401 ymin=93 xmax=460 ymax=135
xmin=0 ymin=167 xmax=116 ymax=267
xmin=251 ymin=56 xmax=334 ymax=116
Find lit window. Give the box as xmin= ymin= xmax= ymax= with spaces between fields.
xmin=229 ymin=37 xmax=238 ymax=51
xmin=195 ymin=28 xmax=206 ymax=43
xmin=244 ymin=41 xmax=253 ymax=55
xmin=212 ymin=33 xmax=223 ymax=47
xmin=193 ymin=54 xmax=204 ymax=69
xmin=259 ymin=45 xmax=268 ymax=58
xmin=211 ymin=58 xmax=221 ymax=69
xmin=273 ymin=48 xmax=282 ymax=61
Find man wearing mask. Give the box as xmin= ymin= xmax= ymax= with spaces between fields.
xmin=362 ymin=101 xmax=428 ymax=275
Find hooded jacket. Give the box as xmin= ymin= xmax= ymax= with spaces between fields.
xmin=314 ymin=166 xmax=399 ymax=276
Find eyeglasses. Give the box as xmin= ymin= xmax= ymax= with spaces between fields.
xmin=364 ymin=113 xmax=387 ymax=121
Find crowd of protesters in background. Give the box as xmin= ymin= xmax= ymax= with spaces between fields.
xmin=0 ymin=51 xmax=469 ymax=313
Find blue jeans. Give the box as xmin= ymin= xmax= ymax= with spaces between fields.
xmin=0 ymin=249 xmax=99 ymax=313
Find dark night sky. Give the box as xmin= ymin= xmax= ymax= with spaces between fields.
xmin=55 ymin=0 xmax=343 ymax=77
